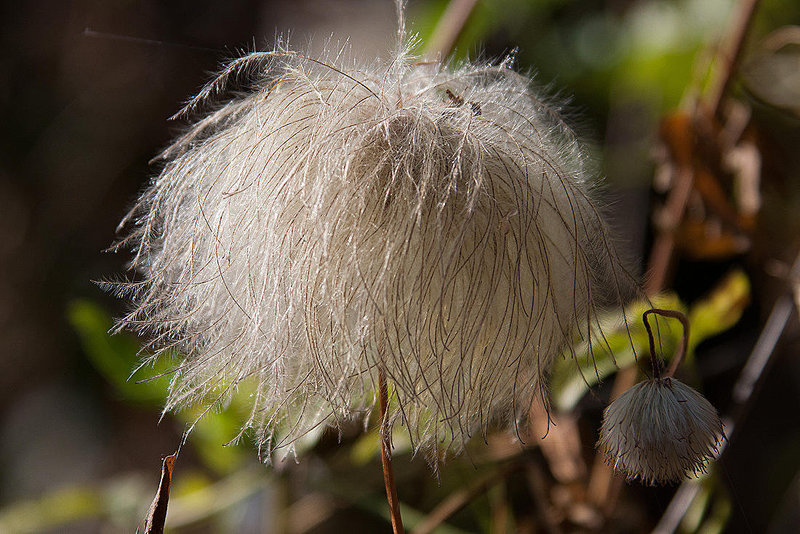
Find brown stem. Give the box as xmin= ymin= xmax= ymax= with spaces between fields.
xmin=524 ymin=461 xmax=565 ymax=534
xmin=642 ymin=308 xmax=691 ymax=379
xmin=707 ymin=0 xmax=762 ymax=118
xmin=643 ymin=310 xmax=663 ymax=379
xmin=645 ymin=113 xmax=696 ymax=296
xmin=143 ymin=451 xmax=177 ymax=534
xmin=379 ymin=369 xmax=404 ymax=534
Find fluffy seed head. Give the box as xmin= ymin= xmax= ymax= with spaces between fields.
xmin=598 ymin=377 xmax=724 ymax=485
xmin=113 ymin=43 xmax=631 ymax=461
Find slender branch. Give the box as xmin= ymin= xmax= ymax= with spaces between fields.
xmin=423 ymin=0 xmax=480 ymax=61
xmin=524 ymin=461 xmax=565 ymax=534
xmin=379 ymin=369 xmax=404 ymax=534
xmin=143 ymin=452 xmax=177 ymax=534
xmin=413 ymin=463 xmax=514 ymax=534
xmin=707 ymin=0 xmax=762 ymax=118
xmin=642 ymin=310 xmax=663 ymax=379
xmin=645 ymin=114 xmax=696 ymax=296
xmin=666 ymin=314 xmax=690 ymax=378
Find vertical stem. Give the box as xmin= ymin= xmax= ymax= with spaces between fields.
xmin=379 ymin=369 xmax=404 ymax=534
xmin=642 ymin=310 xmax=663 ymax=379
xmin=665 ymin=312 xmax=690 ymax=378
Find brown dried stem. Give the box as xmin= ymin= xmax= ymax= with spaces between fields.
xmin=524 ymin=461 xmax=565 ymax=534
xmin=143 ymin=452 xmax=177 ymax=534
xmin=379 ymin=369 xmax=404 ymax=534
xmin=707 ymin=0 xmax=762 ymax=118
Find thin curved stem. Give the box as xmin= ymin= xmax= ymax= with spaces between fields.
xmin=642 ymin=309 xmax=690 ymax=379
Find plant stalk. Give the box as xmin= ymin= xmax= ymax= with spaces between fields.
xmin=642 ymin=308 xmax=691 ymax=379
xmin=379 ymin=369 xmax=404 ymax=534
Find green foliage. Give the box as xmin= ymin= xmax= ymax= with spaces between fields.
xmin=687 ymin=270 xmax=751 ymax=356
xmin=0 ymin=476 xmax=148 ymax=534
xmin=0 ymin=486 xmax=103 ymax=534
xmin=413 ymin=0 xmax=734 ymax=118
xmin=68 ymin=299 xmax=168 ymax=404
xmin=678 ymin=475 xmax=733 ymax=534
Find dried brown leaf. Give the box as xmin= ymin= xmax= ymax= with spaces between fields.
xmin=142 ymin=452 xmax=177 ymax=534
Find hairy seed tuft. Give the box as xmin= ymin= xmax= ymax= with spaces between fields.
xmin=598 ymin=377 xmax=724 ymax=484
xmin=113 ymin=44 xmax=633 ymax=461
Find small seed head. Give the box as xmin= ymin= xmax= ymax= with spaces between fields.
xmin=598 ymin=377 xmax=724 ymax=485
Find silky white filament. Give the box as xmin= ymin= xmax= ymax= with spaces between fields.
xmin=598 ymin=377 xmax=724 ymax=485
xmin=112 ymin=42 xmax=632 ymax=461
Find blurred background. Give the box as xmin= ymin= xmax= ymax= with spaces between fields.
xmin=1 ymin=0 xmax=800 ymax=532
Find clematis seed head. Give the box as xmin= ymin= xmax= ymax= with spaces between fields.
xmin=112 ymin=42 xmax=633 ymax=462
xmin=598 ymin=377 xmax=724 ymax=485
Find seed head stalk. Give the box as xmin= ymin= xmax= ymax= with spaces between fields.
xmin=379 ymin=369 xmax=404 ymax=534
xmin=642 ymin=308 xmax=690 ymax=380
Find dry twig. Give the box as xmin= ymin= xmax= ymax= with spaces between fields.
xmin=142 ymin=452 xmax=177 ymax=534
xmin=412 ymin=464 xmax=515 ymax=534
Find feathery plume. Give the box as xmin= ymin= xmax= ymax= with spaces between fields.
xmin=112 ymin=41 xmax=632 ymax=461
xmin=598 ymin=376 xmax=724 ymax=485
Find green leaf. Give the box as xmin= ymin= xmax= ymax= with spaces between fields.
xmin=185 ymin=409 xmax=249 ymax=473
xmin=67 ymin=299 xmax=169 ymax=404
xmin=696 ymin=487 xmax=732 ymax=534
xmin=69 ymin=300 xmax=250 ymax=472
xmin=687 ymin=270 xmax=750 ymax=356
xmin=0 ymin=486 xmax=102 ymax=534
xmin=351 ymin=426 xmax=412 ymax=465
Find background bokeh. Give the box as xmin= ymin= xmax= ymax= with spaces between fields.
xmin=1 ymin=0 xmax=800 ymax=532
